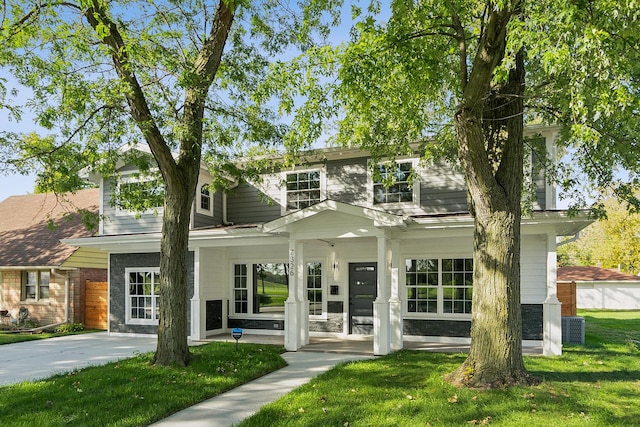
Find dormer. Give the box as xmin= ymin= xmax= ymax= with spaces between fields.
xmin=85 ymin=144 xmax=228 ymax=236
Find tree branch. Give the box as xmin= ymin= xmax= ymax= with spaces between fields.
xmin=83 ymin=0 xmax=177 ymax=180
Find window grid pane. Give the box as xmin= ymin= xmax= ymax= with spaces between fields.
xmin=286 ymin=171 xmax=321 ymax=210
xmin=128 ymin=270 xmax=159 ymax=321
xmin=442 ymin=258 xmax=473 ymax=314
xmin=406 ymin=258 xmax=473 ymax=315
xmin=406 ymin=259 xmax=438 ymax=313
xmin=373 ymin=162 xmax=413 ymax=204
xmin=200 ymin=185 xmax=211 ymax=210
xmin=307 ymin=262 xmax=323 ymax=316
xmin=234 ymin=264 xmax=248 ymax=313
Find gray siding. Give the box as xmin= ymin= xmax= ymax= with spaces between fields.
xmin=326 ymin=158 xmax=368 ymax=206
xmin=226 ymin=182 xmax=282 ymax=224
xmin=101 ymin=177 xmax=163 ymax=235
xmin=193 ymin=191 xmax=223 ymax=229
xmin=109 ymin=252 xmax=194 ymax=335
xmin=418 ymin=162 xmax=468 ymax=214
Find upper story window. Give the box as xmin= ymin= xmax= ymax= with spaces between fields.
xmin=373 ymin=161 xmax=414 ymax=205
xmin=22 ymin=271 xmax=50 ymax=301
xmin=197 ymin=183 xmax=213 ymax=216
xmin=115 ymin=172 xmax=165 ymax=216
xmin=285 ymin=170 xmax=323 ymax=211
xmin=406 ymin=257 xmax=473 ymax=316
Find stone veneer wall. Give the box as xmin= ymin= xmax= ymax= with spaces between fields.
xmin=109 ymin=252 xmax=194 ymax=334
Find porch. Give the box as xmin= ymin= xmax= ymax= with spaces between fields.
xmin=199 ymin=333 xmax=544 ymax=356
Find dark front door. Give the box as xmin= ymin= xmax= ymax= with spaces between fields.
xmin=206 ymin=300 xmax=223 ymax=330
xmin=349 ymin=262 xmax=377 ymax=334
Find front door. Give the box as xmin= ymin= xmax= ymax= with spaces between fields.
xmin=349 ymin=262 xmax=377 ymax=334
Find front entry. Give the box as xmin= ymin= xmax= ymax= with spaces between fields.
xmin=349 ymin=262 xmax=377 ymax=334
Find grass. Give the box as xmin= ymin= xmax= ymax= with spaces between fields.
xmin=0 ymin=329 xmax=98 ymax=345
xmin=0 ymin=342 xmax=286 ymax=426
xmin=239 ymin=309 xmax=640 ymax=427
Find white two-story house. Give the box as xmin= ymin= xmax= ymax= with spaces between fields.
xmin=66 ymin=126 xmax=591 ymax=356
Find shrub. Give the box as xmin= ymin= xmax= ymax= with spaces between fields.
xmin=55 ymin=322 xmax=85 ymax=333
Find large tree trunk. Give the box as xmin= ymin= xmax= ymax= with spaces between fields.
xmin=446 ymin=5 xmax=537 ymax=386
xmin=153 ymin=173 xmax=196 ymax=366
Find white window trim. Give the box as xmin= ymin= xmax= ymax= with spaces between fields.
xmin=115 ymin=170 xmax=165 ymax=217
xmin=281 ymin=167 xmax=326 ymax=215
xmin=196 ymin=180 xmax=214 ymax=216
xmin=230 ymin=260 xmax=288 ymax=319
xmin=367 ymin=158 xmax=420 ymax=207
xmin=307 ymin=260 xmax=327 ymax=320
xmin=229 ymin=259 xmax=327 ymax=320
xmin=125 ymin=267 xmax=160 ymax=325
xmin=403 ymin=256 xmax=473 ymax=320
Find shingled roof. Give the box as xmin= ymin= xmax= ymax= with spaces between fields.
xmin=557 ymin=266 xmax=640 ymax=282
xmin=0 ymin=189 xmax=99 ymax=267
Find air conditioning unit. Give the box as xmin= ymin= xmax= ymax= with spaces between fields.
xmin=561 ymin=316 xmax=585 ymax=344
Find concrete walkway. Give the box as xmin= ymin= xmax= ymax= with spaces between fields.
xmin=150 ymin=351 xmax=373 ymax=427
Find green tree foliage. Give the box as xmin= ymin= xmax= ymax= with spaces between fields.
xmin=262 ymin=0 xmax=640 ymax=387
xmin=559 ymin=195 xmax=640 ymax=274
xmin=0 ymin=0 xmax=341 ymax=366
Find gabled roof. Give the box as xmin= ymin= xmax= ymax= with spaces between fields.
xmin=558 ymin=266 xmax=640 ymax=282
xmin=261 ymin=200 xmax=408 ymax=234
xmin=0 ymin=189 xmax=100 ymax=267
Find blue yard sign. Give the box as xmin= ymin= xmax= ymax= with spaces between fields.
xmin=232 ymin=328 xmax=243 ymax=350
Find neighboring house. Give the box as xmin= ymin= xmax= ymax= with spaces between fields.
xmin=558 ymin=266 xmax=640 ymax=310
xmin=0 ymin=189 xmax=108 ymax=328
xmin=65 ymin=126 xmax=592 ymax=356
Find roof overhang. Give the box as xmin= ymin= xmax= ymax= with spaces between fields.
xmin=406 ymin=210 xmax=593 ymax=237
xmin=63 ymin=225 xmax=288 ymax=252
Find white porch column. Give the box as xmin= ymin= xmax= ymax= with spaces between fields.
xmin=296 ymin=241 xmax=309 ymax=345
xmin=389 ymin=239 xmax=403 ymax=351
xmin=374 ymin=236 xmax=391 ymax=355
xmin=190 ymin=247 xmax=204 ymax=341
xmin=285 ymin=239 xmax=304 ymax=351
xmin=543 ymin=233 xmax=562 ymax=355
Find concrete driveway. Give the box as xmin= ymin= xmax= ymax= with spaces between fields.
xmin=0 ymin=332 xmax=157 ymax=386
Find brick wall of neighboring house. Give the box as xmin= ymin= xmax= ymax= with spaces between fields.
xmin=1 ymin=271 xmax=22 ymax=319
xmin=1 ymin=268 xmax=107 ymax=327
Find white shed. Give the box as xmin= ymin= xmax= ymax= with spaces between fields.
xmin=558 ymin=266 xmax=640 ymax=310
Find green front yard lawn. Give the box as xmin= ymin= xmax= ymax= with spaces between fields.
xmin=238 ymin=309 xmax=640 ymax=427
xmin=1 ymin=310 xmax=638 ymax=426
xmin=0 ymin=342 xmax=286 ymax=426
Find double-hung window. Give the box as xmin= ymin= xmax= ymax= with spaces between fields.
xmin=115 ymin=172 xmax=165 ymax=216
xmin=126 ymin=268 xmax=160 ymax=324
xmin=22 ymin=271 xmax=50 ymax=301
xmin=406 ymin=258 xmax=473 ymax=316
xmin=372 ymin=161 xmax=416 ymax=205
xmin=285 ymin=170 xmax=322 ymax=211
xmin=197 ymin=182 xmax=214 ymax=216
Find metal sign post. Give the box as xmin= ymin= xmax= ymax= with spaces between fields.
xmin=231 ymin=327 xmax=243 ymax=351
